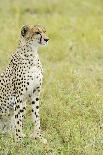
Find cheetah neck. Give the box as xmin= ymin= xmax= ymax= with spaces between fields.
xmin=15 ymin=38 xmax=42 ymax=67
xmin=17 ymin=40 xmax=39 ymax=58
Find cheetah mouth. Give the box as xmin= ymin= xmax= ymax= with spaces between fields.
xmin=38 ymin=36 xmax=49 ymax=45
xmin=38 ymin=39 xmax=47 ymax=45
xmin=38 ymin=40 xmax=43 ymax=45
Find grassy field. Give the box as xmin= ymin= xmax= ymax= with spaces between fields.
xmin=0 ymin=0 xmax=103 ymax=154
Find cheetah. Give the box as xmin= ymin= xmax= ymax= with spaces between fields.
xmin=0 ymin=24 xmax=49 ymax=143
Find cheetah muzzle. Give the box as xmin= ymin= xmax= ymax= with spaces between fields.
xmin=0 ymin=24 xmax=49 ymax=144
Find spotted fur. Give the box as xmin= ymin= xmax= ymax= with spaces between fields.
xmin=0 ymin=25 xmax=49 ymax=143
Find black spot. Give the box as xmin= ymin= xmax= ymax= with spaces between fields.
xmin=18 ymin=129 xmax=20 ymax=132
xmin=32 ymin=101 xmax=35 ymax=104
xmin=36 ymin=98 xmax=39 ymax=101
xmin=15 ymin=114 xmax=18 ymax=118
xmin=18 ymin=136 xmax=22 ymax=139
xmin=27 ymin=82 xmax=29 ymax=85
xmin=36 ymin=115 xmax=38 ymax=118
xmin=17 ymin=121 xmax=19 ymax=124
xmin=33 ymin=89 xmax=36 ymax=93
xmin=16 ymin=105 xmax=20 ymax=109
xmin=20 ymin=109 xmax=24 ymax=113
xmin=36 ymin=106 xmax=39 ymax=109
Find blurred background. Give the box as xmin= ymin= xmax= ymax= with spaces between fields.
xmin=0 ymin=0 xmax=103 ymax=154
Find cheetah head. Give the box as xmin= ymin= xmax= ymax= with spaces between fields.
xmin=21 ymin=25 xmax=49 ymax=46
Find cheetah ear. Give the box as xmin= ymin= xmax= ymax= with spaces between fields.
xmin=21 ymin=25 xmax=29 ymax=37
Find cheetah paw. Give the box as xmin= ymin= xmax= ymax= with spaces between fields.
xmin=30 ymin=132 xmax=47 ymax=144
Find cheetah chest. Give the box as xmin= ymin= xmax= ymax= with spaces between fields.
xmin=25 ymin=66 xmax=43 ymax=94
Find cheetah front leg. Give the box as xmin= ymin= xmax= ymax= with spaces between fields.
xmin=30 ymin=88 xmax=47 ymax=144
xmin=14 ymin=94 xmax=24 ymax=141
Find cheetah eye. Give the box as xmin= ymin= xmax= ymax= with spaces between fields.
xmin=35 ymin=32 xmax=40 ymax=35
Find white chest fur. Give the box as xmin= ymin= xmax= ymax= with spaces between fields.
xmin=25 ymin=64 xmax=43 ymax=94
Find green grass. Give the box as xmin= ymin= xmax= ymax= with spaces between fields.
xmin=0 ymin=0 xmax=103 ymax=154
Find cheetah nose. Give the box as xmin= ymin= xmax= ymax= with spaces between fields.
xmin=44 ymin=38 xmax=49 ymax=42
